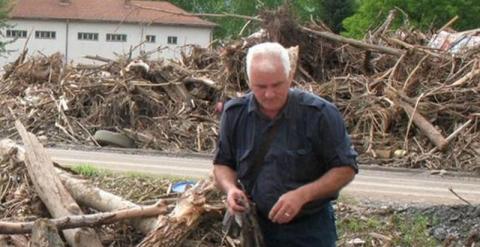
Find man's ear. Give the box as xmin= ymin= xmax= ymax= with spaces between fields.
xmin=287 ymin=45 xmax=299 ymax=81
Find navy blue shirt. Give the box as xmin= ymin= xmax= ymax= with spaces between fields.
xmin=214 ymin=88 xmax=358 ymax=217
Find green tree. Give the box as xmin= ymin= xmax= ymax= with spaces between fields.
xmin=322 ymin=0 xmax=355 ymax=33
xmin=0 ymin=0 xmax=12 ymax=53
xmin=343 ymin=0 xmax=480 ymax=38
xmin=167 ymin=0 xmax=326 ymax=40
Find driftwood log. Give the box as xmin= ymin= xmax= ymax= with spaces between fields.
xmin=57 ymin=170 xmax=160 ymax=234
xmin=0 ymin=201 xmax=167 ymax=234
xmin=137 ymin=179 xmax=218 ymax=247
xmin=301 ymin=26 xmax=406 ymax=56
xmin=30 ymin=219 xmax=65 ymax=247
xmin=1 ymin=138 xmax=160 ymax=234
xmin=397 ymin=101 xmax=449 ymax=151
xmin=15 ymin=121 xmax=103 ymax=247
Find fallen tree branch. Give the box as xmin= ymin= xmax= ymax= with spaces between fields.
xmin=398 ymin=100 xmax=449 ymax=151
xmin=427 ymin=119 xmax=473 ymax=154
xmin=0 ymin=201 xmax=167 ymax=234
xmin=137 ymin=179 xmax=218 ymax=247
xmin=448 ymin=68 xmax=480 ymax=87
xmin=301 ymin=26 xmax=406 ymax=56
xmin=57 ymin=169 xmax=161 ymax=234
xmin=15 ymin=121 xmax=103 ymax=247
xmin=448 ymin=187 xmax=472 ymax=206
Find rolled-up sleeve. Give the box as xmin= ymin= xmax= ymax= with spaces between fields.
xmin=315 ymin=104 xmax=358 ymax=173
xmin=213 ymin=110 xmax=236 ymax=168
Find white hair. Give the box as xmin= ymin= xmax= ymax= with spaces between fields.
xmin=245 ymin=42 xmax=290 ymax=82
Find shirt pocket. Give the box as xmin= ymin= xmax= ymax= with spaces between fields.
xmin=283 ymin=146 xmax=320 ymax=184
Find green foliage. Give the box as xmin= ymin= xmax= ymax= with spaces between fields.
xmin=322 ymin=0 xmax=355 ymax=33
xmin=337 ymin=213 xmax=439 ymax=246
xmin=343 ymin=0 xmax=480 ymax=38
xmin=71 ymin=164 xmax=102 ymax=177
xmin=166 ymin=0 xmax=355 ymax=40
xmin=0 ymin=0 xmax=12 ymax=53
xmin=392 ymin=214 xmax=437 ymax=246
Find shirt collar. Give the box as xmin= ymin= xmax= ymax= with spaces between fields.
xmin=247 ymin=89 xmax=295 ymax=119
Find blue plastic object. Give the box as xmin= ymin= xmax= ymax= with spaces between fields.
xmin=171 ymin=181 xmax=196 ymax=193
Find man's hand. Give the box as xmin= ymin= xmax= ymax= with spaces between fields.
xmin=213 ymin=165 xmax=249 ymax=214
xmin=226 ymin=187 xmax=249 ymax=214
xmin=269 ymin=166 xmax=356 ymax=224
xmin=268 ymin=189 xmax=306 ymax=224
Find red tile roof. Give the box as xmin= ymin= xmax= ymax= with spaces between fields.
xmin=9 ymin=0 xmax=216 ymax=28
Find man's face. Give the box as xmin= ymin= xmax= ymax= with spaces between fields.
xmin=249 ymin=55 xmax=291 ymax=115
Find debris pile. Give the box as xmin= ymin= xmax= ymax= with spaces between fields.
xmin=1 ymin=134 xmax=477 ymax=246
xmin=0 ymin=5 xmax=479 ymax=172
xmin=0 ymin=49 xmax=225 ymax=152
xmin=0 ymin=132 xmax=227 ymax=246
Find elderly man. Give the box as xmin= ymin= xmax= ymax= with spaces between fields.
xmin=213 ymin=42 xmax=358 ymax=246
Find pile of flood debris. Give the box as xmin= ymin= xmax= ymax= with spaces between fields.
xmin=0 ymin=130 xmax=227 ymax=247
xmin=1 ymin=132 xmax=478 ymax=246
xmin=0 ymin=5 xmax=479 ymax=172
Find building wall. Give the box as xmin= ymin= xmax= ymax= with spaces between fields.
xmin=1 ymin=19 xmax=66 ymax=65
xmin=1 ymin=19 xmax=212 ymax=66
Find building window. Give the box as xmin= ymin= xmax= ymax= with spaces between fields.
xmin=106 ymin=33 xmax=127 ymax=42
xmin=35 ymin=31 xmax=56 ymax=39
xmin=78 ymin=32 xmax=98 ymax=41
xmin=146 ymin=35 xmax=156 ymax=43
xmin=6 ymin=30 xmax=27 ymax=38
xmin=167 ymin=36 xmax=177 ymax=45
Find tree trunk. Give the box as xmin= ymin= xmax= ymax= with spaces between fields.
xmin=15 ymin=121 xmax=103 ymax=247
xmin=398 ymin=101 xmax=449 ymax=151
xmin=0 ymin=201 xmax=167 ymax=234
xmin=1 ymin=138 xmax=160 ymax=234
xmin=29 ymin=219 xmax=65 ymax=247
xmin=57 ymin=170 xmax=160 ymax=233
xmin=137 ymin=179 xmax=217 ymax=247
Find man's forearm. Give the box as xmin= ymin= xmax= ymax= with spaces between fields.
xmin=213 ymin=164 xmax=239 ymax=193
xmin=295 ymin=166 xmax=356 ymax=204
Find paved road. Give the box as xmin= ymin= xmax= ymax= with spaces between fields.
xmin=48 ymin=148 xmax=480 ymax=206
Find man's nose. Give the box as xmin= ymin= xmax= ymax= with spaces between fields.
xmin=264 ymin=88 xmax=275 ymax=99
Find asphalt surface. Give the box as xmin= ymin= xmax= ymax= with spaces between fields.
xmin=47 ymin=148 xmax=480 ymax=206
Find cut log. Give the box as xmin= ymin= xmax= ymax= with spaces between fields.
xmin=30 ymin=219 xmax=65 ymax=247
xmin=137 ymin=179 xmax=218 ymax=247
xmin=0 ymin=138 xmax=160 ymax=234
xmin=0 ymin=201 xmax=167 ymax=234
xmin=57 ymin=170 xmax=160 ymax=234
xmin=397 ymin=101 xmax=449 ymax=151
xmin=15 ymin=121 xmax=103 ymax=247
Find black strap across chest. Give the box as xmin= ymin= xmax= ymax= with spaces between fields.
xmin=243 ymin=118 xmax=282 ymax=194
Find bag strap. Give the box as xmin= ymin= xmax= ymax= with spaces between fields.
xmin=244 ymin=119 xmax=282 ymax=194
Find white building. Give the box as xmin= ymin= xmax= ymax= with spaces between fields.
xmin=1 ymin=0 xmax=215 ymax=65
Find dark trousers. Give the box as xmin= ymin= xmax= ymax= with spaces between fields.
xmin=257 ymin=203 xmax=337 ymax=247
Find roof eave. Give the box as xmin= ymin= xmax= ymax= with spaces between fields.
xmin=9 ymin=16 xmax=217 ymax=29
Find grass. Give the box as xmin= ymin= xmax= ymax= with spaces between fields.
xmin=71 ymin=164 xmax=103 ymax=177
xmin=393 ymin=214 xmax=437 ymax=246
xmin=70 ymin=164 xmax=195 ymax=181
xmin=337 ymin=212 xmax=439 ymax=246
